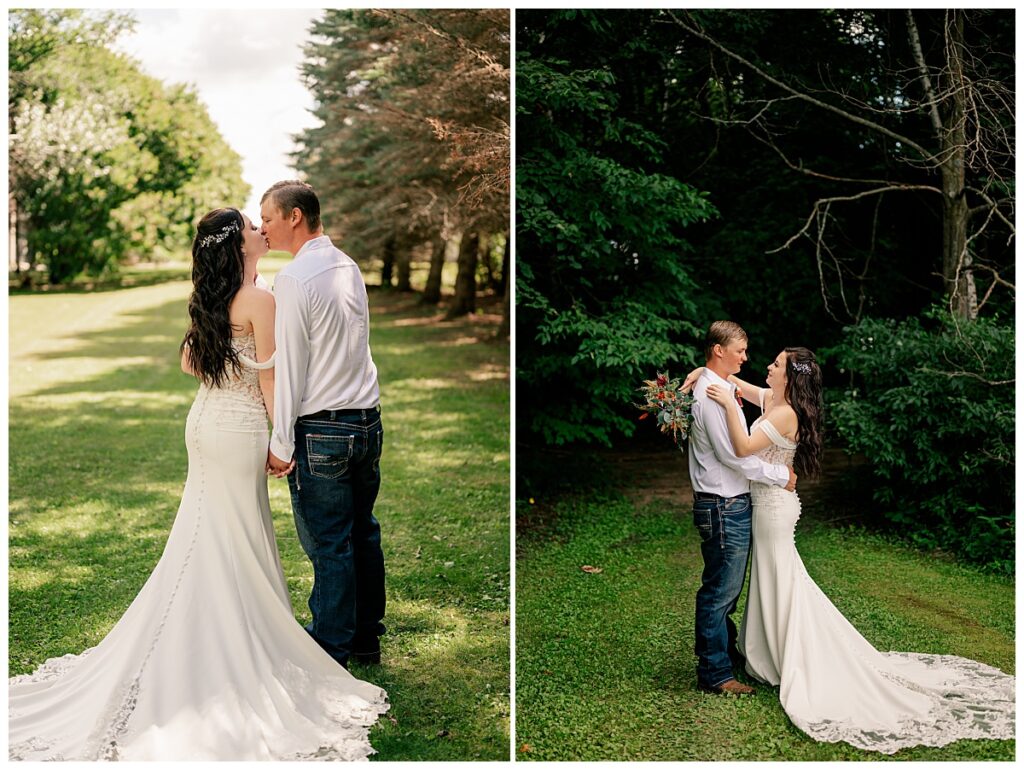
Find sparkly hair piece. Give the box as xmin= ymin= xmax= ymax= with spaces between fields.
xmin=791 ymin=361 xmax=812 ymax=375
xmin=198 ymin=221 xmax=240 ymax=249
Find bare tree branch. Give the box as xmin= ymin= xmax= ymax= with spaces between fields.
xmin=966 ymin=185 xmax=1016 ymax=237
xmin=972 ymin=262 xmax=1015 ymax=314
xmin=918 ymin=367 xmax=1014 ymax=386
xmin=768 ymin=184 xmax=943 ymax=254
xmin=906 ymin=10 xmax=945 ymax=139
xmin=748 ymin=128 xmax=907 ymax=187
xmin=668 ymin=10 xmax=936 ymax=162
xmin=971 ymin=262 xmax=1015 ymax=292
xmin=700 ymin=94 xmax=802 ymax=126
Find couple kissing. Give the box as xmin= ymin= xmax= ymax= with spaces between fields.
xmin=11 ymin=181 xmax=389 ymax=761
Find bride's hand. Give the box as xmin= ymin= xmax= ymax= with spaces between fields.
xmin=705 ymin=384 xmax=732 ymax=407
xmin=679 ymin=366 xmax=704 ymax=393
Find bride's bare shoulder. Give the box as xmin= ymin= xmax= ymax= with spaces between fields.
xmin=766 ymin=402 xmax=798 ymax=438
xmin=228 ymin=284 xmax=275 ymax=333
xmin=235 ymin=283 xmax=275 ymax=307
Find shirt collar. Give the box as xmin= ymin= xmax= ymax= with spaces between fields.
xmin=702 ymin=368 xmax=733 ymax=388
xmin=293 ymin=234 xmax=332 ymax=260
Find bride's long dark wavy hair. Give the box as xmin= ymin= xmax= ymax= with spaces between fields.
xmin=783 ymin=347 xmax=824 ymax=478
xmin=180 ymin=208 xmax=246 ymax=387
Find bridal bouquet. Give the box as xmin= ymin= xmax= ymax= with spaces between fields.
xmin=636 ymin=372 xmax=694 ymax=445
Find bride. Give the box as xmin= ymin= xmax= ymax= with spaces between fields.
xmin=9 ymin=208 xmax=389 ymax=761
xmin=694 ymin=347 xmax=1013 ymax=754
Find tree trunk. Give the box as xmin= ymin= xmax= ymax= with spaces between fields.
xmin=677 ymin=11 xmax=993 ymax=324
xmin=421 ymin=238 xmax=446 ymax=304
xmin=9 ymin=195 xmax=20 ymax=273
xmin=941 ymin=179 xmax=975 ymax=319
xmin=497 ymin=254 xmax=510 ymax=338
xmin=497 ymin=232 xmax=509 ymax=296
xmin=939 ymin=12 xmax=977 ymax=320
xmin=395 ymin=239 xmax=412 ymax=292
xmin=380 ymin=235 xmax=395 ymax=288
xmin=444 ymin=231 xmax=478 ymax=320
xmin=478 ymin=232 xmax=496 ymax=290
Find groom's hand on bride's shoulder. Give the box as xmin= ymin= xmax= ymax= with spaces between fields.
xmin=785 ymin=466 xmax=797 ymax=492
xmin=266 ymin=450 xmax=296 ymax=478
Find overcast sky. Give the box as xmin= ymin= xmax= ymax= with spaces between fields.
xmin=113 ymin=8 xmax=323 ymax=218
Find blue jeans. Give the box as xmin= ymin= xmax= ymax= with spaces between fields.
xmin=693 ymin=492 xmax=752 ymax=688
xmin=288 ymin=407 xmax=386 ymax=667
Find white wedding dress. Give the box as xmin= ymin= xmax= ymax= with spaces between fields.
xmin=739 ymin=394 xmax=1014 ymax=754
xmin=9 ymin=334 xmax=389 ymax=761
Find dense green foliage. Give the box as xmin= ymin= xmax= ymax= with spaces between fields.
xmin=515 ymin=9 xmax=1014 ymax=569
xmin=517 ymin=9 xmax=1013 ymax=448
xmin=517 ymin=13 xmax=720 ymax=445
xmin=516 ymin=490 xmax=1014 ymax=760
xmin=9 ymin=266 xmax=509 ymax=759
xmin=823 ymin=309 xmax=1014 ymax=572
xmin=9 ymin=10 xmax=248 ymax=284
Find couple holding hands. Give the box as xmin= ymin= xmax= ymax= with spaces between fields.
xmin=11 ymin=181 xmax=388 ymax=761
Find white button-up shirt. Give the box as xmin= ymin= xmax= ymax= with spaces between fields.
xmin=270 ymin=236 xmax=380 ymax=461
xmin=687 ymin=368 xmax=789 ymax=497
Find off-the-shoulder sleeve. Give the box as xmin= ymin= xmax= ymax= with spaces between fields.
xmin=238 ymin=351 xmax=276 ymax=370
xmin=754 ymin=418 xmax=796 ymax=449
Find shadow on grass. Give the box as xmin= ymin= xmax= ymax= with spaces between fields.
xmin=9 ymin=267 xmax=193 ymax=296
xmin=359 ymin=599 xmax=509 ymax=760
xmin=17 ymin=296 xmax=190 ymax=382
xmin=9 ymin=285 xmax=510 ymax=760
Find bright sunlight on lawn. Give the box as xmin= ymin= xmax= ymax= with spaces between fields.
xmin=9 ymin=256 xmax=510 ymax=761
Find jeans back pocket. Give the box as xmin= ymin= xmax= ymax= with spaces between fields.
xmin=306 ymin=434 xmax=355 ymax=479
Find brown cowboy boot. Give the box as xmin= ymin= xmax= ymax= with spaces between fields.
xmin=699 ymin=678 xmax=756 ymax=696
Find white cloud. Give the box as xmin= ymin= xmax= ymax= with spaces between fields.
xmin=113 ymin=8 xmax=323 ymax=218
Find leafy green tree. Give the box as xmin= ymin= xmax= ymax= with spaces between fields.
xmin=516 ymin=9 xmax=1014 ymax=572
xmin=9 ymin=10 xmax=248 ymax=283
xmin=8 ymin=9 xmax=133 ymax=112
xmin=517 ymin=11 xmax=720 ymax=446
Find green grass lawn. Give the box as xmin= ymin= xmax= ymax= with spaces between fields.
xmin=515 ymin=487 xmax=1015 ymax=761
xmin=8 ymin=255 xmax=510 ymax=761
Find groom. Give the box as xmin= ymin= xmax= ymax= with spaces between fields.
xmin=262 ymin=180 xmax=386 ymax=668
xmin=688 ymin=321 xmax=795 ymax=695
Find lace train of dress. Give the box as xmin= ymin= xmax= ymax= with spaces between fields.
xmin=9 ymin=335 xmax=388 ymax=761
xmin=739 ymin=413 xmax=1014 ymax=754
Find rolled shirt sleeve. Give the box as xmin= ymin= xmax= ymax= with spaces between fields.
xmin=698 ymin=390 xmax=790 ymax=488
xmin=270 ymin=274 xmax=311 ymax=462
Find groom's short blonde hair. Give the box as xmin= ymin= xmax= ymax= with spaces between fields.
xmin=261 ymin=180 xmax=321 ymax=232
xmin=704 ymin=320 xmax=747 ymax=360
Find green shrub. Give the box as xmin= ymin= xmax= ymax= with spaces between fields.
xmin=822 ymin=307 xmax=1014 ymax=573
xmin=516 ymin=28 xmax=720 ymax=447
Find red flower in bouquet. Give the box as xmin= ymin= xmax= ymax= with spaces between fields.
xmin=635 ymin=371 xmax=694 ymax=446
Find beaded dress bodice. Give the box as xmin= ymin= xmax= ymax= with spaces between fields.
xmin=750 ymin=415 xmax=797 ymax=467
xmin=194 ymin=334 xmax=269 ymax=426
